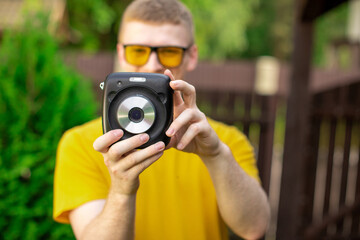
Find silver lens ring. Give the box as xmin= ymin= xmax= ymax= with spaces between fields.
xmin=117 ymin=96 xmax=155 ymax=134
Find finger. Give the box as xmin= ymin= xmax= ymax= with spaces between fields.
xmin=121 ymin=141 xmax=165 ymax=170
xmin=165 ymin=135 xmax=178 ymax=150
xmin=164 ymin=69 xmax=175 ymax=81
xmin=164 ymin=69 xmax=184 ymax=107
xmin=104 ymin=149 xmax=136 ymax=169
xmin=108 ymin=133 xmax=149 ymax=159
xmin=169 ymin=80 xmax=196 ymax=107
xmin=166 ymin=108 xmax=199 ymax=137
xmin=173 ymin=90 xmax=184 ymax=109
xmin=93 ymin=129 xmax=124 ymax=153
xmin=177 ymin=122 xmax=203 ymax=150
xmin=129 ymin=151 xmax=164 ymax=176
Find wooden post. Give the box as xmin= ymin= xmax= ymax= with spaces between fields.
xmin=276 ymin=0 xmax=314 ymax=238
xmin=258 ymin=95 xmax=277 ymax=195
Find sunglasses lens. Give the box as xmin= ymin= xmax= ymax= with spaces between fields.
xmin=125 ymin=46 xmax=151 ymax=66
xmin=158 ymin=47 xmax=184 ymax=68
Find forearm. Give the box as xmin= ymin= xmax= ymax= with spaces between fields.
xmin=202 ymin=143 xmax=270 ymax=239
xmin=79 ymin=191 xmax=136 ymax=240
xmin=79 ymin=130 xmax=164 ymax=240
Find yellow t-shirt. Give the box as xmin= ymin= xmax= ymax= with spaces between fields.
xmin=53 ymin=117 xmax=259 ymax=240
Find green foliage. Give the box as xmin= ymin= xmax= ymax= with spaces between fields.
xmin=313 ymin=2 xmax=349 ymax=66
xmin=63 ymin=0 xmax=258 ymax=60
xmin=241 ymin=0 xmax=349 ymax=64
xmin=239 ymin=1 xmax=276 ymax=59
xmin=62 ymin=0 xmax=349 ymax=63
xmin=240 ymin=0 xmax=293 ymax=60
xmin=0 ymin=13 xmax=97 ymax=239
xmin=182 ymin=0 xmax=259 ymax=60
xmin=66 ymin=0 xmax=130 ymax=51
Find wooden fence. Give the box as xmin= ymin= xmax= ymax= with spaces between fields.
xmin=196 ymin=90 xmax=277 ymax=195
xmin=302 ymin=81 xmax=360 ymax=239
xmin=65 ymin=52 xmax=360 ymax=239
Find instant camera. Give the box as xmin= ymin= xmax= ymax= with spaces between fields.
xmin=101 ymin=72 xmax=173 ymax=148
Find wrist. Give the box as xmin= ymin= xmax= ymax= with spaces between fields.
xmin=108 ymin=187 xmax=137 ymax=203
xmin=105 ymin=191 xmax=137 ymax=217
xmin=200 ymin=142 xmax=231 ymax=166
xmin=108 ymin=176 xmax=140 ymax=196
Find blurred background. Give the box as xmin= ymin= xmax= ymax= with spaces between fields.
xmin=0 ymin=0 xmax=359 ymax=239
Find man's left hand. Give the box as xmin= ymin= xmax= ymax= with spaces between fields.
xmin=164 ymin=69 xmax=223 ymax=159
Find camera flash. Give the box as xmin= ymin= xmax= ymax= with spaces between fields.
xmin=129 ymin=77 xmax=146 ymax=82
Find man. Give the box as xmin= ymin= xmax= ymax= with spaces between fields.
xmin=53 ymin=0 xmax=270 ymax=239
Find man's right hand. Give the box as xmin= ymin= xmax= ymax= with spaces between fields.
xmin=69 ymin=130 xmax=164 ymax=240
xmin=93 ymin=129 xmax=165 ymax=195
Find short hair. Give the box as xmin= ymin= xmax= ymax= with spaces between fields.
xmin=118 ymin=0 xmax=194 ymax=43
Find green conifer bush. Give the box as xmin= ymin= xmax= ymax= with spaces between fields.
xmin=0 ymin=14 xmax=97 ymax=239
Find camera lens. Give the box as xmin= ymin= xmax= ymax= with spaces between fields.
xmin=117 ymin=96 xmax=155 ymax=134
xmin=128 ymin=107 xmax=144 ymax=123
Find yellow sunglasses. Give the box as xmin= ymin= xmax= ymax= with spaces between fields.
xmin=123 ymin=44 xmax=190 ymax=68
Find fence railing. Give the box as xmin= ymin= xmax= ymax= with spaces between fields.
xmin=302 ymin=81 xmax=360 ymax=239
xmin=196 ymin=90 xmax=277 ymax=194
xmin=64 ymin=52 xmax=360 ymax=239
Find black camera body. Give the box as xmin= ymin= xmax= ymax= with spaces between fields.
xmin=101 ymin=72 xmax=173 ymax=148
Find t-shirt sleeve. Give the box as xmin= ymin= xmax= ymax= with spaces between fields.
xmin=210 ymin=119 xmax=260 ymax=183
xmin=53 ymin=128 xmax=109 ymax=223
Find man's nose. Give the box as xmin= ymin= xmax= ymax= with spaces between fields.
xmin=142 ymin=51 xmax=164 ymax=73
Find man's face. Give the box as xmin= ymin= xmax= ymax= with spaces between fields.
xmin=117 ymin=21 xmax=198 ymax=79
